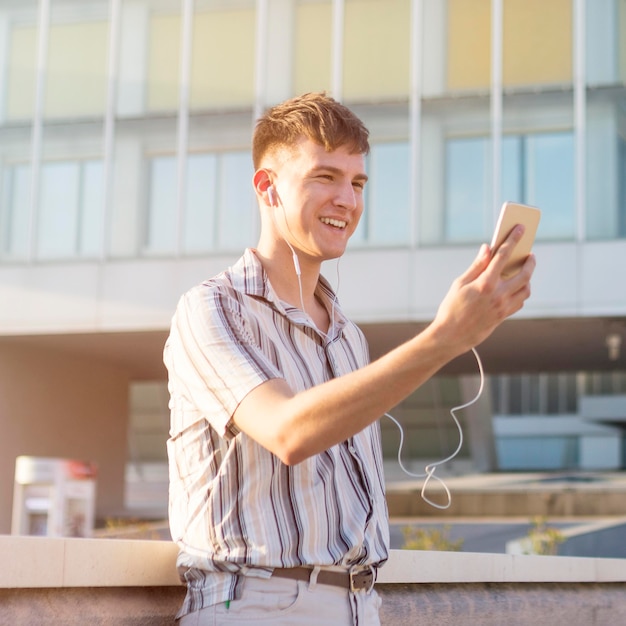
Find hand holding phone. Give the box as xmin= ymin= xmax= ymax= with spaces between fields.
xmin=490 ymin=201 xmax=541 ymax=278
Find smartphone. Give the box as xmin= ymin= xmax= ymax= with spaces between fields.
xmin=490 ymin=201 xmax=541 ymax=278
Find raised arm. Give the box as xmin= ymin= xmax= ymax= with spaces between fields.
xmin=233 ymin=225 xmax=535 ymax=465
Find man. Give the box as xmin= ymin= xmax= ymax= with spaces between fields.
xmin=165 ymin=92 xmax=535 ymax=625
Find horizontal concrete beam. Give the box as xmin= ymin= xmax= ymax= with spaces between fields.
xmin=2 ymin=536 xmax=626 ymax=625
xmin=3 ymin=536 xmax=626 ymax=589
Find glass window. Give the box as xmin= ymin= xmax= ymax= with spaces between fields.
xmin=520 ymin=131 xmax=575 ymax=239
xmin=34 ymin=160 xmax=103 ymax=260
xmin=444 ymin=136 xmax=491 ymax=243
xmin=492 ymin=372 xmax=580 ymax=415
xmin=37 ymin=162 xmax=81 ymax=259
xmin=191 ymin=8 xmax=255 ymax=110
xmin=420 ymin=96 xmax=491 ymax=245
xmin=80 ymin=160 xmax=104 ymax=257
xmin=216 ymin=151 xmax=256 ymax=250
xmin=45 ymin=21 xmax=108 ymax=119
xmin=146 ymin=150 xmax=255 ymax=255
xmin=497 ymin=436 xmax=578 ymax=470
xmin=502 ymin=131 xmax=575 ymax=240
xmin=185 ymin=154 xmax=217 ymax=253
xmin=364 ymin=142 xmax=411 ymax=245
xmin=6 ymin=24 xmax=37 ymax=121
xmin=444 ymin=130 xmax=574 ymax=245
xmin=446 ymin=0 xmax=491 ymax=92
xmin=422 ymin=0 xmax=491 ymax=97
xmin=586 ymin=89 xmax=626 ymax=239
xmin=343 ymin=0 xmax=411 ymax=101
xmin=146 ymin=156 xmax=177 ymax=254
xmin=294 ymin=1 xmax=332 ymax=95
xmin=502 ymin=0 xmax=572 ymax=88
xmin=147 ymin=14 xmax=181 ymax=112
xmin=1 ymin=164 xmax=31 ymax=260
xmin=586 ymin=0 xmax=620 ymax=86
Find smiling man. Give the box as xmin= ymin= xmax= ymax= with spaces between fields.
xmin=164 ymin=92 xmax=535 ymax=625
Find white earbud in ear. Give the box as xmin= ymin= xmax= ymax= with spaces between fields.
xmin=267 ymin=185 xmax=277 ymax=206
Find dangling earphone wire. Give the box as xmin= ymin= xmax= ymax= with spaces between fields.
xmin=384 ymin=346 xmax=485 ymax=510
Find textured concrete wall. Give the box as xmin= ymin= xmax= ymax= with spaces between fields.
xmin=2 ymin=582 xmax=626 ymax=626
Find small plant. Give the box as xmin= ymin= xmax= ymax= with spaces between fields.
xmin=401 ymin=524 xmax=464 ymax=552
xmin=524 ymin=516 xmax=565 ymax=556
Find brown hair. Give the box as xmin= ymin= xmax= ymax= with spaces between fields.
xmin=252 ymin=92 xmax=370 ymax=169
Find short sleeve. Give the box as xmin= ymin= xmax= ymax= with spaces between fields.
xmin=164 ymin=282 xmax=282 ymax=437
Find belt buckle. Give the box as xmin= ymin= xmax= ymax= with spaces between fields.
xmin=349 ymin=564 xmax=376 ymax=593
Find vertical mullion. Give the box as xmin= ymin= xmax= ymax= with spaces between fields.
xmin=28 ymin=0 xmax=51 ymax=262
xmin=331 ymin=0 xmax=344 ymax=101
xmin=102 ymin=0 xmax=121 ymax=261
xmin=574 ymin=0 xmax=586 ymax=242
xmin=254 ymin=0 xmax=269 ymax=121
xmin=175 ymin=0 xmax=194 ymax=256
xmin=490 ymin=0 xmax=503 ymax=220
xmin=409 ymin=0 xmax=422 ymax=250
xmin=251 ymin=0 xmax=270 ymax=242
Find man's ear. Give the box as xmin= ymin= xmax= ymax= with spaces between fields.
xmin=253 ymin=169 xmax=274 ymax=206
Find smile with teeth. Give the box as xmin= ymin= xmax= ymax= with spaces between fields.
xmin=320 ymin=217 xmax=347 ymax=229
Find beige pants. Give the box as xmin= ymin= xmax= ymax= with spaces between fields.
xmin=178 ymin=573 xmax=382 ymax=626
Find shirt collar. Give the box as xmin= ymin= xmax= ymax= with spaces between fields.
xmin=231 ymin=248 xmax=347 ymax=337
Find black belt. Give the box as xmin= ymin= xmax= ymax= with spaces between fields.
xmin=271 ymin=565 xmax=376 ymax=593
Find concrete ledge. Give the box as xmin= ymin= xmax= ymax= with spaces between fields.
xmin=4 ymin=536 xmax=626 ymax=588
xmin=2 ymin=536 xmax=626 ymax=625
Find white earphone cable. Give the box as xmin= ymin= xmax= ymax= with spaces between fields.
xmin=384 ymin=346 xmax=485 ymax=510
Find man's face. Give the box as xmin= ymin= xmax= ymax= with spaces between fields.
xmin=268 ymin=137 xmax=368 ymax=263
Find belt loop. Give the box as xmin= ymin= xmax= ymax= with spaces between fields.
xmin=308 ymin=565 xmax=320 ymax=591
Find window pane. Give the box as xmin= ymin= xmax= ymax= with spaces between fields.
xmin=367 ymin=142 xmax=410 ymax=245
xmin=497 ymin=436 xmax=578 ymax=470
xmin=294 ymin=1 xmax=332 ymax=95
xmin=37 ymin=162 xmax=80 ymax=259
xmin=343 ymin=0 xmax=410 ymax=101
xmin=146 ymin=156 xmax=177 ymax=254
xmin=147 ymin=14 xmax=181 ymax=112
xmin=1 ymin=165 xmax=31 ymax=260
xmin=217 ymin=152 xmax=255 ymax=249
xmin=586 ymin=88 xmax=626 ymax=240
xmin=6 ymin=24 xmax=37 ymax=121
xmin=447 ymin=0 xmax=491 ymax=92
xmin=80 ymin=160 xmax=104 ymax=257
xmin=501 ymin=135 xmax=522 ymax=202
xmin=586 ymin=0 xmax=619 ymax=86
xmin=45 ymin=21 xmax=108 ymax=119
xmin=184 ymin=154 xmax=217 ymax=253
xmin=524 ymin=131 xmax=575 ymax=239
xmin=421 ymin=97 xmax=491 ymax=244
xmin=445 ymin=137 xmax=490 ymax=242
xmin=191 ymin=8 xmax=255 ymax=109
xmin=503 ymin=0 xmax=572 ymax=87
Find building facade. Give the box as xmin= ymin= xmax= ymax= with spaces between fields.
xmin=1 ymin=0 xmax=625 ymax=532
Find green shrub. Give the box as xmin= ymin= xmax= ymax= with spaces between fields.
xmin=401 ymin=524 xmax=464 ymax=552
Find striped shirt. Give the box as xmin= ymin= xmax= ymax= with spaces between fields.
xmin=164 ymin=248 xmax=389 ymax=615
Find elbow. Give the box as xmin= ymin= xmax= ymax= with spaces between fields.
xmin=279 ymin=448 xmax=308 ymax=467
xmin=272 ymin=432 xmax=311 ymax=466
